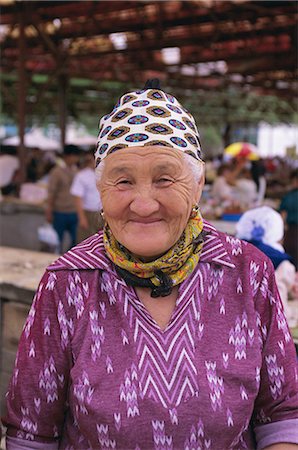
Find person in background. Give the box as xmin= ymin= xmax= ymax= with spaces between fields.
xmin=3 ymin=80 xmax=298 ymax=449
xmin=26 ymin=147 xmax=43 ymax=183
xmin=0 ymin=145 xmax=20 ymax=196
xmin=251 ymin=159 xmax=267 ymax=205
xmin=234 ymin=166 xmax=257 ymax=209
xmin=45 ymin=144 xmax=80 ymax=253
xmin=211 ymin=163 xmax=235 ymax=204
xmin=70 ymin=150 xmax=103 ymax=242
xmin=236 ymin=206 xmax=297 ymax=326
xmin=279 ymin=169 xmax=298 ymax=269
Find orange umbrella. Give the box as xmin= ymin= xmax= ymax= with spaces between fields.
xmin=224 ymin=142 xmax=259 ymax=160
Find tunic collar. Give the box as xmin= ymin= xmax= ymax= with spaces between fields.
xmin=47 ymin=221 xmax=235 ymax=272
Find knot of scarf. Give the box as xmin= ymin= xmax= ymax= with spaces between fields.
xmin=103 ymin=210 xmax=205 ymax=297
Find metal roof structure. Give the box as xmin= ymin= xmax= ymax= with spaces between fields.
xmin=0 ymin=0 xmax=297 ymax=172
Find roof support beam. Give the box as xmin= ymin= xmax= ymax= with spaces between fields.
xmin=17 ymin=2 xmax=26 ymax=185
xmin=58 ymin=74 xmax=68 ymax=149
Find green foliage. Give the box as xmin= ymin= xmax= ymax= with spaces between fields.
xmin=1 ymin=76 xmax=296 ymax=133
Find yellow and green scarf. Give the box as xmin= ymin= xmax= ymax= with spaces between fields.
xmin=103 ymin=210 xmax=204 ymax=296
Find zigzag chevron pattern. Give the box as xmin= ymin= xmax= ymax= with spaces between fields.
xmin=96 ymin=256 xmax=211 ymax=414
xmin=45 ymin=223 xmax=239 ymax=416
xmin=44 ymin=223 xmax=237 ymax=417
xmin=134 ymin=303 xmax=199 ymax=409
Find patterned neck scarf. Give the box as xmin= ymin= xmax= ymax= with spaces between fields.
xmin=103 ymin=210 xmax=204 ymax=297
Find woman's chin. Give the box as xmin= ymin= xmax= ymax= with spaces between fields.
xmin=114 ymin=224 xmax=177 ymax=260
xmin=123 ymin=239 xmax=170 ymax=261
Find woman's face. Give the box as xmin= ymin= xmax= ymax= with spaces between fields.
xmin=99 ymin=146 xmax=204 ymax=260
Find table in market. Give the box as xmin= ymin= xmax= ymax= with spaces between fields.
xmin=209 ymin=220 xmax=236 ymax=235
xmin=0 ymin=246 xmax=57 ymax=415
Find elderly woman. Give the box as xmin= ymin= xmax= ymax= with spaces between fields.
xmin=3 ymin=80 xmax=298 ymax=450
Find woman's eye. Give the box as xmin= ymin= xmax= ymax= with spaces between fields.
xmin=157 ymin=178 xmax=173 ymax=184
xmin=114 ymin=179 xmax=132 ymax=188
xmin=117 ymin=180 xmax=131 ymax=185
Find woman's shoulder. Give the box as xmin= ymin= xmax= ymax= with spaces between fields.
xmin=202 ymin=220 xmax=273 ymax=271
xmin=46 ymin=231 xmax=109 ymax=273
xmin=38 ymin=233 xmax=111 ymax=323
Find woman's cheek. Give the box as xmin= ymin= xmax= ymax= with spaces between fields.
xmin=164 ymin=184 xmax=193 ymax=209
xmin=103 ymin=190 xmax=131 ymax=217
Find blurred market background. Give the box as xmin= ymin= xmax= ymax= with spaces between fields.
xmin=1 ymin=0 xmax=297 ymax=208
xmin=0 ymin=0 xmax=298 ymax=436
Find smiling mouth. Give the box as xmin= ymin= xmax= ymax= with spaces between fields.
xmin=130 ymin=219 xmax=162 ymax=225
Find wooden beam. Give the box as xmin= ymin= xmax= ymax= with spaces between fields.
xmin=17 ymin=2 xmax=26 ymax=185
xmin=58 ymin=74 xmax=68 ymax=149
xmin=2 ymin=16 xmax=296 ymax=51
xmin=31 ymin=21 xmax=62 ymax=63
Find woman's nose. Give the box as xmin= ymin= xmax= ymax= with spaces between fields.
xmin=129 ymin=191 xmax=159 ymax=216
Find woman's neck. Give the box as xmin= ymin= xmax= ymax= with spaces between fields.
xmin=135 ymin=285 xmax=179 ymax=331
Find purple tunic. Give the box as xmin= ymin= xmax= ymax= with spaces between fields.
xmin=3 ymin=222 xmax=298 ymax=449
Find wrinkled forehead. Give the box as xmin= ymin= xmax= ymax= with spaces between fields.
xmin=102 ymin=145 xmax=187 ymax=176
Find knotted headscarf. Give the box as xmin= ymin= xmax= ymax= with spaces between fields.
xmin=95 ymin=79 xmax=202 ymax=167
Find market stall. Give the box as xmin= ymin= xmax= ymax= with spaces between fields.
xmin=0 ymin=247 xmax=56 ymax=416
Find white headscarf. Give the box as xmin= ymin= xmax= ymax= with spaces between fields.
xmin=236 ymin=206 xmax=285 ymax=252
